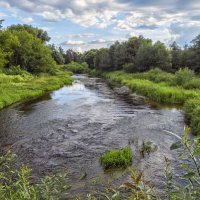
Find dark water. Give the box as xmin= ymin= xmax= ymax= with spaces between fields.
xmin=0 ymin=75 xmax=185 ymax=196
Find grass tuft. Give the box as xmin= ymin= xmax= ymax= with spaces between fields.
xmin=100 ymin=146 xmax=132 ymax=169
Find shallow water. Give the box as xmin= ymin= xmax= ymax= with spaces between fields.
xmin=0 ymin=74 xmax=185 ymax=197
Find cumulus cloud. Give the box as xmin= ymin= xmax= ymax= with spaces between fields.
xmin=1 ymin=0 xmax=200 ymax=46
xmin=66 ymin=33 xmax=98 ymax=39
xmin=60 ymin=38 xmax=117 ymax=52
xmin=21 ymin=17 xmax=33 ymax=23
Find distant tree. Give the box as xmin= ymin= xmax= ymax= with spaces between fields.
xmin=94 ymin=48 xmax=111 ymax=70
xmin=170 ymin=41 xmax=183 ymax=71
xmin=49 ymin=44 xmax=64 ymax=65
xmin=153 ymin=41 xmax=171 ymax=71
xmin=109 ymin=41 xmax=127 ymax=70
xmin=64 ymin=49 xmax=81 ymax=64
xmin=126 ymin=35 xmax=152 ymax=63
xmin=135 ymin=41 xmax=171 ymax=72
xmin=82 ymin=49 xmax=97 ymax=68
xmin=190 ymin=34 xmax=200 ymax=72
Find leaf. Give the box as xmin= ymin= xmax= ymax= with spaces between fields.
xmin=170 ymin=141 xmax=183 ymax=150
xmin=135 ymin=171 xmax=144 ymax=185
xmin=194 ymin=149 xmax=200 ymax=155
xmin=183 ymin=172 xmax=195 ymax=179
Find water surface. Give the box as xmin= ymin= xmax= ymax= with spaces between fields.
xmin=0 ymin=75 xmax=185 ymax=196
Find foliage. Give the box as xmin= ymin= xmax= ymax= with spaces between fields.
xmin=49 ymin=44 xmax=65 ymax=65
xmin=0 ymin=151 xmax=70 ymax=200
xmin=7 ymin=24 xmax=51 ymax=43
xmin=94 ymin=48 xmax=111 ymax=70
xmin=100 ymin=146 xmax=132 ymax=169
xmin=0 ymin=25 xmax=56 ymax=74
xmin=3 ymin=65 xmax=31 ymax=76
xmin=165 ymin=128 xmax=200 ymax=199
xmin=63 ymin=61 xmax=89 ymax=73
xmin=173 ymin=68 xmax=195 ymax=86
xmin=0 ymin=72 xmax=72 ymax=110
xmin=123 ymin=63 xmax=135 ymax=73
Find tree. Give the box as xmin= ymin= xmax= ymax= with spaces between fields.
xmin=109 ymin=41 xmax=128 ymax=70
xmin=49 ymin=44 xmax=64 ymax=65
xmin=0 ymin=29 xmax=56 ymax=74
xmin=170 ymin=41 xmax=183 ymax=71
xmin=7 ymin=24 xmax=50 ymax=43
xmin=82 ymin=49 xmax=97 ymax=68
xmin=190 ymin=34 xmax=200 ymax=72
xmin=94 ymin=48 xmax=111 ymax=70
xmin=135 ymin=41 xmax=171 ymax=72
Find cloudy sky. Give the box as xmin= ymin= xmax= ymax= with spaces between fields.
xmin=0 ymin=0 xmax=200 ymax=52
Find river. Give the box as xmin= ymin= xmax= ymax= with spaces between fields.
xmin=0 ymin=74 xmax=185 ymax=197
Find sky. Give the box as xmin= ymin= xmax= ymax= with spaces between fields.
xmin=0 ymin=0 xmax=200 ymax=52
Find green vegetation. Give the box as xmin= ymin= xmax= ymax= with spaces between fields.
xmin=100 ymin=146 xmax=132 ymax=169
xmin=140 ymin=141 xmax=152 ymax=158
xmin=62 ymin=61 xmax=89 ymax=73
xmin=0 ymin=151 xmax=70 ymax=200
xmin=0 ymin=71 xmax=72 ymax=110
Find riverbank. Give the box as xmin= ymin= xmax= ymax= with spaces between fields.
xmin=101 ymin=70 xmax=200 ymax=135
xmin=0 ymin=71 xmax=72 ymax=110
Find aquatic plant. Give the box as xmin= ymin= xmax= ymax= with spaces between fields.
xmin=100 ymin=146 xmax=133 ymax=169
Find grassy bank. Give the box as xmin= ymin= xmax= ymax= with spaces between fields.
xmin=0 ymin=71 xmax=72 ymax=110
xmin=103 ymin=69 xmax=200 ymax=135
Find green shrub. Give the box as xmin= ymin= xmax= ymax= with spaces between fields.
xmin=63 ymin=61 xmax=89 ymax=74
xmin=0 ymin=151 xmax=70 ymax=200
xmin=123 ymin=63 xmax=135 ymax=73
xmin=100 ymin=146 xmax=132 ymax=169
xmin=173 ymin=68 xmax=195 ymax=86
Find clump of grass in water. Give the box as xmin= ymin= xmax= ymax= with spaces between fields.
xmin=140 ymin=141 xmax=152 ymax=158
xmin=100 ymin=146 xmax=132 ymax=169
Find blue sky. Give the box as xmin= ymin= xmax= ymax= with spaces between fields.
xmin=0 ymin=0 xmax=200 ymax=52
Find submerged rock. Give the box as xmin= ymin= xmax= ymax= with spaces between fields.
xmin=114 ymin=86 xmax=130 ymax=95
xmin=130 ymin=93 xmax=146 ymax=104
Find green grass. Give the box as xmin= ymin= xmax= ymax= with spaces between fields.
xmin=100 ymin=146 xmax=133 ymax=169
xmin=103 ymin=70 xmax=200 ymax=135
xmin=0 ymin=71 xmax=72 ymax=110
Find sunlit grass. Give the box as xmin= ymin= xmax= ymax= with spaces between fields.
xmin=0 ymin=72 xmax=72 ymax=110
xmin=100 ymin=146 xmax=132 ymax=169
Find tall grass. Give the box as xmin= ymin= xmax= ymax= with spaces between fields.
xmin=0 ymin=72 xmax=72 ymax=110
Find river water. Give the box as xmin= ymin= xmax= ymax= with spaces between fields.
xmin=0 ymin=75 xmax=185 ymax=197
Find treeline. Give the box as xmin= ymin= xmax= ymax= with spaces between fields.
xmin=81 ymin=35 xmax=200 ymax=73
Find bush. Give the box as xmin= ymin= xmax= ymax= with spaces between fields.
xmin=100 ymin=146 xmax=132 ymax=169
xmin=123 ymin=63 xmax=135 ymax=73
xmin=3 ymin=65 xmax=32 ymax=76
xmin=0 ymin=151 xmax=70 ymax=200
xmin=173 ymin=68 xmax=195 ymax=86
xmin=63 ymin=61 xmax=89 ymax=74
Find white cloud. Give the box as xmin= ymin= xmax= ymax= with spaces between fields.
xmin=21 ymin=17 xmax=34 ymax=23
xmin=2 ymin=0 xmax=200 ymax=46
